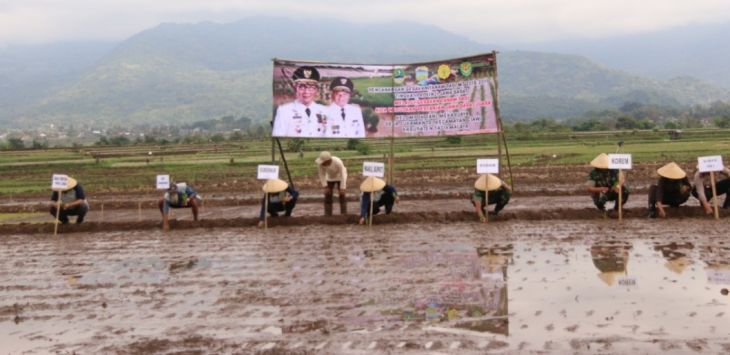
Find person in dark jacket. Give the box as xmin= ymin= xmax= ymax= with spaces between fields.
xmin=359 ymin=176 xmax=398 ymax=225
xmin=258 ymin=178 xmax=299 ymax=228
xmin=648 ymin=162 xmax=691 ymax=218
xmin=472 ymin=174 xmax=511 ymax=222
xmin=50 ymin=176 xmax=89 ymax=224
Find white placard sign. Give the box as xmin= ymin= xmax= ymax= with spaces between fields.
xmin=608 ymin=154 xmax=632 ymax=170
xmin=51 ymin=174 xmax=69 ymax=190
xmin=617 ymin=276 xmax=638 ymax=288
xmin=363 ymin=162 xmax=385 ymax=177
xmin=698 ymin=155 xmax=724 ymax=173
xmin=257 ymin=165 xmax=279 ymax=180
xmin=706 ymin=268 xmax=730 ymax=285
xmin=476 ymin=159 xmax=499 ymax=174
xmin=156 ymin=175 xmax=170 ymax=190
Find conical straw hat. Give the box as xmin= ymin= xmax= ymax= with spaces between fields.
xmin=474 ymin=174 xmax=502 ymax=192
xmin=597 ymin=271 xmax=623 ymax=286
xmin=657 ymin=162 xmax=686 ymax=179
xmin=664 ymin=257 xmax=691 ymax=274
xmin=360 ymin=176 xmax=386 ymax=192
xmin=590 ymin=153 xmax=610 ymax=169
xmin=51 ymin=176 xmax=77 ymax=191
xmin=262 ymin=179 xmax=288 ymax=193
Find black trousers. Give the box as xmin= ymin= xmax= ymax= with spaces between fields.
xmin=50 ymin=204 xmax=89 ymax=224
xmin=648 ymin=185 xmax=690 ymax=208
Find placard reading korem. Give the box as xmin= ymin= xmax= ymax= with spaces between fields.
xmin=51 ymin=174 xmax=69 ymax=190
xmin=257 ymin=165 xmax=280 ymax=180
xmin=608 ymin=154 xmax=632 ymax=170
xmin=362 ymin=162 xmax=385 ymax=177
xmin=476 ymin=159 xmax=499 ymax=174
xmin=272 ymin=53 xmax=499 ymax=138
xmin=698 ymin=155 xmax=724 ymax=173
xmin=156 ymin=175 xmax=170 ymax=190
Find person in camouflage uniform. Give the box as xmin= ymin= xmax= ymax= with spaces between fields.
xmin=471 ymin=174 xmax=511 ymax=222
xmin=586 ymin=153 xmax=629 ymax=213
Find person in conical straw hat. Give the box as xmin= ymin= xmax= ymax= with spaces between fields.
xmin=691 ymin=164 xmax=730 ymax=214
xmin=590 ymin=241 xmax=632 ymax=286
xmin=648 ymin=162 xmax=691 ymax=218
xmin=472 ymin=174 xmax=511 ymax=223
xmin=49 ymin=176 xmax=89 ymax=224
xmin=258 ymin=178 xmax=299 ymax=228
xmin=358 ymin=176 xmax=399 ymax=225
xmin=586 ymin=153 xmax=629 ymax=216
xmin=316 ymin=151 xmax=348 ymax=216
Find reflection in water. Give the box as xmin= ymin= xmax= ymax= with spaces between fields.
xmin=374 ymin=244 xmax=513 ymax=336
xmin=699 ymin=245 xmax=730 ymax=286
xmin=590 ymin=239 xmax=632 ymax=286
xmin=452 ymin=245 xmax=512 ymax=335
xmin=654 ymin=242 xmax=694 ymax=275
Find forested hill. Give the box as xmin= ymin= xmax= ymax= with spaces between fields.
xmin=1 ymin=17 xmax=728 ymax=128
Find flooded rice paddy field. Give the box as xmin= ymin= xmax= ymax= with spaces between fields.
xmin=2 ymin=219 xmax=730 ymax=354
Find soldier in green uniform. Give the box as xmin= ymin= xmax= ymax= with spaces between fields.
xmin=586 ymin=153 xmax=629 ymax=214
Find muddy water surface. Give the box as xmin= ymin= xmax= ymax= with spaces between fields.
xmin=1 ymin=220 xmax=729 ymax=354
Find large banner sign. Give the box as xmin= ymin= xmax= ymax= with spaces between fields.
xmin=272 ymin=53 xmax=499 ymax=138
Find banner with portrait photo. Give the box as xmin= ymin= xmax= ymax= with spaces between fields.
xmin=272 ymin=53 xmax=499 ymax=138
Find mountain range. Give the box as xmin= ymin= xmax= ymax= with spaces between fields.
xmin=1 ymin=17 xmax=729 ymax=128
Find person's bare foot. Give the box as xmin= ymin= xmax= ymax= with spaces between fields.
xmin=358 ymin=217 xmax=365 ymax=225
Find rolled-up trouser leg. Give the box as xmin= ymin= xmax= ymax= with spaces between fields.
xmin=339 ymin=190 xmax=347 ymax=214
xmin=324 ymin=188 xmax=333 ymax=216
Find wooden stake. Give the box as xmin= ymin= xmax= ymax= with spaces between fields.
xmin=711 ymin=171 xmax=719 ymax=220
xmin=101 ymin=203 xmax=105 ymax=222
xmin=618 ymin=169 xmax=623 ymax=222
xmin=138 ymin=201 xmax=142 ymax=221
xmin=485 ymin=186 xmax=489 ymax=224
xmin=53 ymin=196 xmax=62 ymax=236
xmin=369 ymin=189 xmax=375 ymax=228
xmin=264 ymin=193 xmax=269 ymax=230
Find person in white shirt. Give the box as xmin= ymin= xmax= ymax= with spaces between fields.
xmin=272 ymin=66 xmax=329 ymax=137
xmin=316 ymin=151 xmax=348 ymax=216
xmin=326 ymin=77 xmax=365 ymax=138
xmin=691 ymin=166 xmax=730 ymax=214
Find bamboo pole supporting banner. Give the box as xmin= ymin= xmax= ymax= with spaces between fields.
xmin=490 ymin=50 xmax=514 ymax=191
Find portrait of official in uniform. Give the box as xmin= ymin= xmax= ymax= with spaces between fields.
xmin=326 ymin=77 xmax=365 ymax=138
xmin=272 ymin=66 xmax=329 ymax=137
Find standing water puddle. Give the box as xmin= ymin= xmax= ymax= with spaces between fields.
xmin=1 ymin=224 xmax=729 ymax=353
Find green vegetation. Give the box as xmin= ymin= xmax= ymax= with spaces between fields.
xmin=1 ymin=128 xmax=729 ymax=195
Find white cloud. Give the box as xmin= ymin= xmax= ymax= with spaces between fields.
xmin=1 ymin=0 xmax=730 ymax=46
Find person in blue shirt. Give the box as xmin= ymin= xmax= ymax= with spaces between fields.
xmin=258 ymin=178 xmax=299 ymax=228
xmin=158 ymin=182 xmax=200 ymax=231
xmin=359 ymin=176 xmax=399 ymax=225
xmin=50 ymin=176 xmax=89 ymax=224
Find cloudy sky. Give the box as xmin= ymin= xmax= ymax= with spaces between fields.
xmin=2 ymin=0 xmax=730 ymax=47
